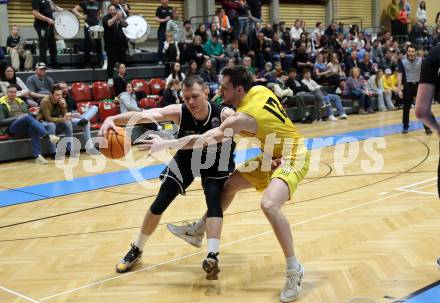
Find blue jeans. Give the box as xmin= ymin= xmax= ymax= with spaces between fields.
xmin=8 ymin=114 xmax=51 ymax=157
xmin=273 ymin=53 xmax=294 ymax=71
xmin=72 ymin=105 xmax=98 ymax=149
xmin=349 ymin=88 xmax=371 ymax=110
xmin=325 ymin=94 xmax=346 ymax=116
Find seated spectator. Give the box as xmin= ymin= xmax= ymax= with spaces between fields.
xmin=0 ymin=65 xmax=37 ymax=107
xmin=293 ymin=41 xmax=314 ymax=74
xmin=312 ymin=22 xmax=325 ymax=43
xmin=272 ymin=32 xmax=293 ymax=72
xmin=183 ymin=20 xmax=194 ymax=44
xmin=226 ymin=58 xmax=236 ymax=68
xmin=343 ymin=67 xmax=373 ymax=115
xmin=207 ymin=23 xmax=221 ymax=42
xmin=166 ymin=62 xmax=185 ymax=85
xmin=163 ymin=32 xmax=180 ymax=75
xmin=252 ymin=31 xmax=272 ymax=71
xmin=213 ymin=8 xmax=231 ymax=33
xmin=238 ymin=33 xmax=254 ymax=58
xmin=203 ymin=32 xmax=227 ymax=71
xmin=26 ymin=62 xmax=54 ymax=104
xmin=162 ymin=79 xmax=182 ymax=107
xmin=344 ymin=50 xmax=359 ymax=75
xmin=119 ymin=83 xmax=141 ymax=113
xmin=327 ymin=53 xmax=347 ymax=83
xmin=358 ymin=52 xmax=376 ymax=79
xmin=284 ymin=68 xmax=315 ymax=123
xmin=410 ymin=21 xmax=431 ymax=47
xmin=199 ymin=59 xmax=219 ymax=97
xmin=6 ymin=25 xmax=33 ymax=71
xmin=185 ymin=35 xmax=207 ymax=68
xmin=314 ymin=52 xmax=339 ymax=87
xmin=258 ymin=61 xmax=275 ymax=82
xmin=195 ymin=24 xmax=209 ymax=44
xmin=371 ymin=39 xmax=385 ymax=68
xmin=58 ymin=81 xmax=99 ymax=154
xmin=290 ymin=19 xmax=303 ymax=41
xmin=261 ymin=23 xmax=274 ymax=39
xmin=301 ymin=68 xmax=330 ymax=121
xmin=243 ymin=55 xmax=257 ymax=80
xmin=222 ymin=26 xmax=236 ymax=46
xmin=367 ymin=69 xmax=395 ymax=111
xmin=225 ymin=39 xmax=241 ymax=64
xmin=0 ymin=84 xmax=60 ymax=164
xmin=113 ymin=63 xmax=128 ymax=97
xmin=383 ymin=68 xmax=402 ymax=107
xmin=323 ymin=92 xmax=348 ymax=121
xmin=186 ymin=60 xmax=200 ymax=77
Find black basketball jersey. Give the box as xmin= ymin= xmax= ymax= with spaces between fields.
xmin=176 ymin=101 xmax=235 ymax=174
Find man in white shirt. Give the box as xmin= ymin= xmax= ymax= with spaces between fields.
xmin=290 ymin=19 xmax=303 ymax=41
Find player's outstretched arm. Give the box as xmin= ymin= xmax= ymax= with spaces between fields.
xmin=138 ymin=112 xmax=257 ymax=152
xmin=98 ymin=105 xmax=181 ymax=137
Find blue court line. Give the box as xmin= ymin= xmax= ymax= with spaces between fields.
xmin=0 ymin=119 xmax=433 ymax=208
xmin=396 ymin=280 xmax=440 ymax=303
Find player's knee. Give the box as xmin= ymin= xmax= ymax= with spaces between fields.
xmin=149 ymin=204 xmax=165 ymax=215
xmin=260 ymin=198 xmax=280 ymax=215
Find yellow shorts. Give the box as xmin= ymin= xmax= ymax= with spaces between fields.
xmin=238 ymin=151 xmax=310 ymax=196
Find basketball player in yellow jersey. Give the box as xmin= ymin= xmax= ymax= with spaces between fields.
xmin=140 ymin=65 xmax=310 ymax=302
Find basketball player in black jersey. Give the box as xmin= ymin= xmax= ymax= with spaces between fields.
xmin=99 ymin=76 xmax=235 ymax=278
xmin=414 ymin=44 xmax=440 ymax=269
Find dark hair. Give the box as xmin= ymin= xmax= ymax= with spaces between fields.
xmin=315 ymin=22 xmax=322 ymax=28
xmin=302 ymin=68 xmax=312 ymax=74
xmin=407 ymin=45 xmax=417 ymax=52
xmin=181 ymin=75 xmax=207 ymax=89
xmin=184 ymin=20 xmax=191 ymax=26
xmin=6 ymin=84 xmax=18 ymax=91
xmin=221 ymin=65 xmax=253 ymax=92
xmin=288 ymin=67 xmax=297 ymax=74
xmin=51 ymin=84 xmax=63 ymax=94
xmin=420 ymin=0 xmax=426 ymax=9
xmin=171 ymin=62 xmax=184 ymax=81
xmin=0 ymin=65 xmax=17 ymax=83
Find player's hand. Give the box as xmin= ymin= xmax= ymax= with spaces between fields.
xmin=99 ymin=118 xmax=118 ymax=137
xmin=136 ymin=134 xmax=170 ymax=153
xmin=271 ymin=158 xmax=284 ymax=172
xmin=47 ymin=19 xmax=55 ymax=25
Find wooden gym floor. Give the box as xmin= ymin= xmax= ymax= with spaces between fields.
xmin=0 ymin=106 xmax=439 ymax=303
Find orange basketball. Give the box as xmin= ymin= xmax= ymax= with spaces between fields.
xmin=100 ymin=127 xmax=131 ymax=159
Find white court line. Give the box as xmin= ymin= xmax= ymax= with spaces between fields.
xmin=38 ymin=177 xmax=436 ymax=302
xmin=397 ymin=177 xmax=437 ymax=190
xmin=0 ymin=286 xmax=41 ymax=303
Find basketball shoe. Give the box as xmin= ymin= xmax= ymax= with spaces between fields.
xmin=280 ymin=264 xmax=304 ymax=302
xmin=166 ymin=221 xmax=204 ymax=248
xmin=115 ymin=243 xmax=142 ymax=273
xmin=202 ymin=252 xmax=220 ymax=280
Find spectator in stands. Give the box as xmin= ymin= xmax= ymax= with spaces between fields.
xmin=324 ymin=21 xmax=338 ymax=37
xmin=162 ymin=79 xmax=182 ymax=107
xmin=434 ymin=14 xmax=440 ymax=40
xmin=327 ymin=53 xmax=346 ymax=83
xmin=0 ymin=84 xmax=60 ymax=164
xmin=290 ymin=19 xmax=303 ymax=41
xmin=6 ymin=25 xmax=33 ymax=72
xmin=214 ymin=8 xmax=231 ymax=34
xmin=199 ymin=59 xmax=219 ymax=97
xmin=236 ymin=0 xmax=250 ymax=36
xmin=0 ymin=66 xmax=37 ymax=107
xmin=293 ymin=41 xmax=314 ymax=74
xmin=203 ymin=32 xmax=227 ymax=71
xmin=371 ymin=39 xmax=385 ymax=68
xmin=222 ymin=26 xmax=236 ymax=46
xmin=400 ymin=0 xmax=411 ymax=18
xmin=73 ymin=0 xmax=103 ymax=68
xmin=242 ymin=55 xmax=256 ymax=80
xmin=166 ymin=62 xmax=185 ymax=85
xmin=119 ymin=82 xmax=141 ymax=113
xmin=252 ymin=31 xmax=272 ymax=71
xmin=166 ymin=10 xmax=181 ymax=43
xmin=324 ymin=92 xmax=348 ymax=121
xmin=220 ymin=0 xmax=240 ymax=30
xmin=344 ymin=67 xmax=373 ymax=115
xmin=312 ymin=22 xmax=325 ymax=42
xmin=103 ymin=4 xmax=128 ymax=80
xmin=225 ymin=39 xmax=241 ymax=64
xmin=155 ymin=0 xmax=174 ymax=64
xmin=301 ymin=68 xmax=330 ymax=121
xmin=398 ymin=1 xmax=409 ymax=39
xmin=416 ymin=1 xmax=427 ymax=25
xmin=262 ymin=23 xmax=274 ymax=39
xmin=247 ymin=0 xmax=262 ymax=31
xmin=195 ymin=24 xmax=209 ymax=44
xmin=163 ymin=31 xmax=180 ymax=75
xmin=183 ymin=20 xmax=194 ymax=44
xmin=272 ymin=32 xmax=293 ymax=72
xmin=383 ymin=68 xmax=401 ymax=107
xmin=113 ymin=63 xmax=128 ymax=97
xmin=284 ymin=68 xmax=315 ymax=123
xmin=185 ymin=35 xmax=206 ymax=69
xmin=358 ymin=52 xmax=375 ymax=79
xmin=207 ymin=23 xmax=221 ymax=41
xmin=248 ymin=22 xmax=262 ymax=47
xmin=410 ymin=21 xmax=431 ymax=47
xmin=344 ymin=50 xmax=359 ymax=75
xmin=32 ymin=0 xmax=62 ymax=68
xmin=26 ymin=62 xmax=54 ymax=104
xmin=368 ymin=69 xmax=395 ymax=111
xmin=238 ymin=33 xmax=254 ymax=58
xmin=314 ymin=52 xmax=339 ymax=87
xmin=387 ymin=0 xmax=400 ymax=36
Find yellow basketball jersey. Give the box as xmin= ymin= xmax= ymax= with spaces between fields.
xmin=236 ymin=86 xmax=307 ymax=160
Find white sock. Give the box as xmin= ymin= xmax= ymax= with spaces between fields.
xmin=286 ymin=256 xmax=301 ymax=271
xmin=194 ymin=219 xmax=206 ymax=233
xmin=134 ymin=232 xmax=149 ymax=251
xmin=207 ymin=238 xmax=220 ymax=254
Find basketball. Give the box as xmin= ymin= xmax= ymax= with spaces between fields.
xmin=100 ymin=127 xmax=131 ymax=159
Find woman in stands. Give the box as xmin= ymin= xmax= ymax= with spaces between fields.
xmin=195 ymin=24 xmax=208 ymax=44
xmin=186 ymin=60 xmax=200 ymax=77
xmin=118 ymin=82 xmax=141 ymax=113
xmin=0 ymin=65 xmax=37 ymax=107
xmin=185 ymin=35 xmax=207 ymax=69
xmin=113 ymin=63 xmax=128 ymax=97
xmin=327 ymin=53 xmax=346 ymax=83
xmin=314 ymin=52 xmax=339 ymax=87
xmin=199 ymin=59 xmax=219 ymax=97
xmin=368 ymin=69 xmax=395 ymax=112
xmin=162 ymin=79 xmax=182 ymax=107
xmin=165 ymin=62 xmax=185 ymax=85
xmin=343 ymin=67 xmax=373 ymax=115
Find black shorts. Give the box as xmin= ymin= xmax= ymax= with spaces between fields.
xmin=160 ymin=150 xmax=233 ymax=194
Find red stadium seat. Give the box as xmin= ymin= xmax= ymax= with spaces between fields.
xmin=149 ymin=78 xmax=165 ymax=95
xmin=98 ymin=102 xmax=119 ymax=122
xmin=92 ymin=81 xmax=112 ymax=101
xmin=71 ymin=82 xmax=92 ymax=102
xmin=76 ymin=102 xmax=100 ymax=123
xmin=131 ymin=79 xmax=150 ymax=95
xmin=0 ymin=134 xmax=10 ymax=141
xmin=28 ymin=107 xmax=39 ymax=115
xmin=139 ymin=98 xmax=159 ymax=109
